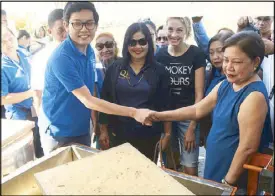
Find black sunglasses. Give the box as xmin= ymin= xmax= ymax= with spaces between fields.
xmin=95 ymin=41 xmax=114 ymax=51
xmin=129 ymin=38 xmax=147 ymax=47
xmin=156 ymin=36 xmax=168 ymax=41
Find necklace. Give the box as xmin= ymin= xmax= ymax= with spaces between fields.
xmin=127 ymin=73 xmax=144 ymax=87
xmin=119 ymin=69 xmax=144 ymax=87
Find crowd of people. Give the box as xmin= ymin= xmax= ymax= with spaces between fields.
xmin=1 ymin=2 xmax=274 ymax=192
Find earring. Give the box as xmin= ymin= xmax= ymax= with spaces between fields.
xmin=254 ymin=67 xmax=257 ymax=70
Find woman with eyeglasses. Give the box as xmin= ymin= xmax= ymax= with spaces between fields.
xmin=98 ymin=22 xmax=171 ymax=161
xmin=155 ymin=17 xmax=206 ymax=175
xmin=156 ymin=25 xmax=169 ymax=48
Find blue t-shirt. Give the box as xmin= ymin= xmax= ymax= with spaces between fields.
xmin=205 ymin=68 xmax=226 ymax=96
xmin=38 ymin=36 xmax=96 ymax=137
xmin=204 ymin=80 xmax=273 ymax=184
xmin=1 ymin=50 xmax=32 ymax=119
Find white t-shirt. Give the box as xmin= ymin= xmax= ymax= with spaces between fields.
xmin=31 ymin=42 xmax=59 ymax=90
xmin=261 ymin=55 xmax=274 ymax=137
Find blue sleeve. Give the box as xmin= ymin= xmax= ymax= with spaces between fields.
xmin=51 ymin=55 xmax=85 ymax=92
xmin=1 ymin=68 xmax=9 ymax=96
xmin=192 ymin=21 xmax=210 ymax=57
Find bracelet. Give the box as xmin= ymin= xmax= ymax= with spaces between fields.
xmin=221 ymin=178 xmax=234 ymax=186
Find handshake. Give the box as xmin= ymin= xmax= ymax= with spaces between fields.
xmin=132 ymin=108 xmax=161 ymax=126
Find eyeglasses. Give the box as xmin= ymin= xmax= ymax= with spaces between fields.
xmin=95 ymin=41 xmax=114 ymax=51
xmin=156 ymin=36 xmax=168 ymax=41
xmin=69 ymin=20 xmax=96 ymax=30
xmin=128 ymin=38 xmax=147 ymax=47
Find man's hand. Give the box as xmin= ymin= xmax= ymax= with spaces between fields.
xmin=192 ymin=16 xmax=203 ymax=23
xmin=262 ymin=38 xmax=274 ymax=55
xmin=133 ymin=108 xmax=153 ymax=126
xmin=160 ymin=133 xmax=171 ymax=151
xmin=184 ymin=125 xmax=196 ymax=153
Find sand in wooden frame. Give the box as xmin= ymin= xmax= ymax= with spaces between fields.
xmin=34 ymin=143 xmax=195 ymax=195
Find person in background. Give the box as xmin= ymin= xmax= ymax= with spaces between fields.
xmin=200 ymin=32 xmax=234 ymax=147
xmin=156 ymin=25 xmax=169 ymax=48
xmin=139 ymin=18 xmax=158 ymax=53
xmin=31 ymin=8 xmax=67 ymax=116
xmin=156 ymin=17 xmax=206 ymax=175
xmin=148 ymin=31 xmax=273 ymax=189
xmin=98 ymin=22 xmax=171 ymax=161
xmin=93 ymin=32 xmax=121 ymax=149
xmin=17 ymin=30 xmax=32 ymax=57
xmin=237 ymin=16 xmax=274 ymax=55
xmin=1 ymin=9 xmax=8 ymax=27
xmin=95 ymin=32 xmax=120 ymax=74
xmin=38 ymin=2 xmax=151 ymax=155
xmin=1 ymin=26 xmax=44 ymax=158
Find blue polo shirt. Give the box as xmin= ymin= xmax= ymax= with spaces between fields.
xmin=1 ymin=50 xmax=32 ymax=119
xmin=38 ymin=36 xmax=96 ymax=137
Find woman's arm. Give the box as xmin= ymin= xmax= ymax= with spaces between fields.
xmin=1 ymin=89 xmax=33 ymax=105
xmin=224 ymin=91 xmax=268 ymax=185
xmin=149 ymin=81 xmax=222 ymax=122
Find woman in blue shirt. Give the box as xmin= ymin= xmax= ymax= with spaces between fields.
xmin=200 ymin=32 xmax=234 ymax=147
xmin=1 ymin=27 xmax=43 ymax=158
xmin=147 ymin=31 xmax=273 ymax=189
xmin=98 ymin=22 xmax=171 ymax=161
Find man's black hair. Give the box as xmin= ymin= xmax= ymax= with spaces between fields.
xmin=17 ymin=30 xmax=31 ymax=40
xmin=48 ymin=9 xmax=64 ymax=28
xmin=63 ymin=2 xmax=99 ymax=25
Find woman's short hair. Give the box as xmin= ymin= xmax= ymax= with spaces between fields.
xmin=223 ymin=31 xmax=265 ymax=72
xmin=95 ymin=32 xmax=119 ymax=58
xmin=166 ymin=17 xmax=192 ymax=40
xmin=34 ymin=26 xmax=46 ymax=39
xmin=122 ymin=22 xmax=155 ymax=66
xmin=208 ymin=31 xmax=234 ymax=53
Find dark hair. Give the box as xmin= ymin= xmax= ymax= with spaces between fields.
xmin=223 ymin=31 xmax=265 ymax=72
xmin=157 ymin=25 xmax=164 ymax=35
xmin=122 ymin=22 xmax=155 ymax=66
xmin=208 ymin=31 xmax=234 ymax=53
xmin=139 ymin=18 xmax=157 ymax=35
xmin=240 ymin=23 xmax=260 ymax=35
xmin=17 ymin=30 xmax=31 ymax=40
xmin=217 ymin=27 xmax=235 ymax=35
xmin=63 ymin=2 xmax=99 ymax=25
xmin=48 ymin=9 xmax=63 ymax=28
xmin=1 ymin=9 xmax=6 ymax=15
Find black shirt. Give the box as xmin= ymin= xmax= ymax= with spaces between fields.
xmin=156 ymin=45 xmax=206 ymax=109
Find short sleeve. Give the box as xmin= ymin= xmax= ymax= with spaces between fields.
xmin=193 ymin=47 xmax=207 ymax=70
xmin=51 ymin=55 xmax=85 ymax=92
xmin=1 ymin=68 xmax=9 ymax=96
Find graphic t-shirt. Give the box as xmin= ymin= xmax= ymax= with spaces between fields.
xmin=156 ymin=45 xmax=206 ymax=109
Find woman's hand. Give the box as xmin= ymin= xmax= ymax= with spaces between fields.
xmin=184 ymin=125 xmax=196 ymax=153
xmin=133 ymin=108 xmax=154 ymax=126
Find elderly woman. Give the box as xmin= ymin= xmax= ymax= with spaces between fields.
xmin=98 ymin=22 xmax=171 ymax=161
xmin=1 ymin=27 xmax=43 ymax=158
xmin=147 ymin=31 xmax=273 ymax=188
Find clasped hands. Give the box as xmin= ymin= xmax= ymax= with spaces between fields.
xmin=133 ymin=108 xmax=160 ymax=126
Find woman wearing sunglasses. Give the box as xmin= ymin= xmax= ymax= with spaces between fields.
xmin=156 ymin=25 xmax=169 ymax=48
xmin=155 ymin=17 xmax=206 ymax=175
xmin=98 ymin=22 xmax=171 ymax=161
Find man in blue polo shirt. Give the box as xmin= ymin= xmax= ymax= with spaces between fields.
xmin=38 ymin=2 xmax=152 ymax=154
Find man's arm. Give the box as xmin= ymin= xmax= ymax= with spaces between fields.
xmin=1 ymin=90 xmax=33 ymax=105
xmin=224 ymin=92 xmax=267 ymax=185
xmin=32 ymin=90 xmax=42 ymax=115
